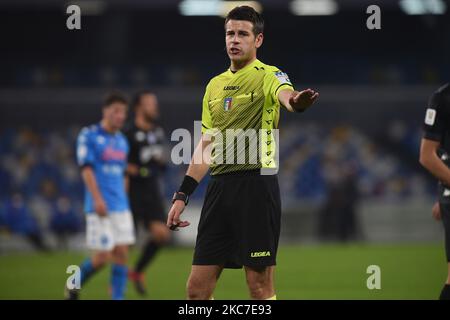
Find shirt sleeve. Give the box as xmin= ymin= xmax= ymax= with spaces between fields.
xmin=265 ymin=69 xmax=295 ymax=105
xmin=423 ymin=90 xmax=445 ymax=142
xmin=76 ymin=128 xmax=95 ymax=167
xmin=201 ymin=82 xmax=213 ymax=134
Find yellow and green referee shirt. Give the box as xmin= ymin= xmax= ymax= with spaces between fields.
xmin=201 ymin=59 xmax=294 ymax=175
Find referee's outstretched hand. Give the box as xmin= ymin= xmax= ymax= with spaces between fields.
xmin=167 ymin=200 xmax=190 ymax=231
xmin=289 ymin=88 xmax=319 ymax=112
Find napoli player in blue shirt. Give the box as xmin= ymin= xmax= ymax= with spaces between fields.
xmin=66 ymin=92 xmax=135 ymax=300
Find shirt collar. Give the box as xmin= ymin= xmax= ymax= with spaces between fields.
xmin=228 ymin=58 xmax=260 ymax=76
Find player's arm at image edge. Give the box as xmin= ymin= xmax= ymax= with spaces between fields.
xmin=420 ymin=90 xmax=450 ymax=186
xmin=419 ymin=138 xmax=450 ymax=187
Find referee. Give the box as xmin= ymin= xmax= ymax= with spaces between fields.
xmin=124 ymin=91 xmax=170 ymax=296
xmin=167 ymin=6 xmax=318 ymax=300
xmin=420 ymin=83 xmax=450 ymax=300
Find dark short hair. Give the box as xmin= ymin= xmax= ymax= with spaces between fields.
xmin=225 ymin=6 xmax=264 ymax=36
xmin=103 ymin=91 xmax=128 ymax=109
xmin=131 ymin=90 xmax=155 ymax=110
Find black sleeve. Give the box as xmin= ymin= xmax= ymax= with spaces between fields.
xmin=423 ymin=90 xmax=445 ymax=142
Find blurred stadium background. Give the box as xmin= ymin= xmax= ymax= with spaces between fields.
xmin=0 ymin=0 xmax=449 ymax=299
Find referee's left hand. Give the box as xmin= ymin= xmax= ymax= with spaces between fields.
xmin=289 ymin=89 xmax=319 ymax=112
xmin=167 ymin=200 xmax=191 ymax=231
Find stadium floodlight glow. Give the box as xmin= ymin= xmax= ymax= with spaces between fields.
xmin=179 ymin=0 xmax=262 ymax=17
xmin=289 ymin=0 xmax=339 ymax=16
xmin=399 ymin=0 xmax=446 ymax=15
xmin=179 ymin=0 xmax=221 ymax=16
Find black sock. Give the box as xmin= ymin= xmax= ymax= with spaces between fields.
xmin=135 ymin=241 xmax=160 ymax=273
xmin=80 ymin=258 xmax=98 ymax=286
xmin=439 ymin=284 xmax=450 ymax=300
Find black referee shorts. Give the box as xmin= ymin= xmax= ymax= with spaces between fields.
xmin=438 ymin=184 xmax=450 ymax=262
xmin=193 ymin=170 xmax=281 ymax=269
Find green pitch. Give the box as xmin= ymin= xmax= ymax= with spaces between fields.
xmin=0 ymin=244 xmax=446 ymax=300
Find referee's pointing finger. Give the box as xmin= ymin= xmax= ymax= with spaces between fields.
xmin=167 ymin=208 xmax=175 ymax=227
xmin=172 ymin=210 xmax=180 ymax=225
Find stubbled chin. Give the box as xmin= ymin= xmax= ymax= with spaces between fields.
xmin=229 ymin=54 xmax=244 ymax=61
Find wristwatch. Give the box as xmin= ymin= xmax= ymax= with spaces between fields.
xmin=172 ymin=192 xmax=189 ymax=205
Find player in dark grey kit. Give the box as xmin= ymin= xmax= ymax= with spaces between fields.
xmin=420 ymin=83 xmax=450 ymax=300
xmin=124 ymin=91 xmax=170 ymax=296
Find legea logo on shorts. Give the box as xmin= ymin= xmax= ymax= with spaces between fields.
xmin=250 ymin=251 xmax=271 ymax=258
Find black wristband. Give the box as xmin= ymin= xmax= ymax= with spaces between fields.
xmin=178 ymin=175 xmax=199 ymax=196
